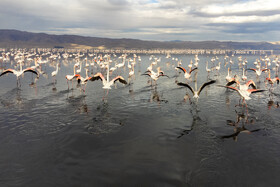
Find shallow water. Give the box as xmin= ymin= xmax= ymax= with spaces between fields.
xmin=0 ymin=53 xmax=280 ymax=186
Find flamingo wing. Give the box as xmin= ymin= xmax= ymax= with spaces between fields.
xmin=0 ymin=69 xmax=16 ymax=77
xmin=246 ymin=68 xmax=256 ymax=72
xmin=262 ymin=68 xmax=269 ymax=72
xmin=246 ymin=80 xmax=257 ymax=89
xmin=113 ymin=76 xmax=127 ymax=85
xmin=23 ymin=68 xmax=39 ymax=76
xmin=198 ymin=80 xmax=216 ymax=95
xmin=177 ymin=82 xmax=195 ymax=95
xmin=218 ymin=85 xmax=239 ymax=91
xmin=141 ymin=73 xmax=151 ymax=77
xmin=189 ymin=67 xmax=198 ymax=74
xmin=226 ymin=80 xmax=237 ymax=86
xmin=89 ymin=73 xmax=104 ymax=82
xmin=176 ymin=66 xmax=186 ymax=73
xmin=248 ymin=89 xmax=266 ymax=94
xmin=159 ymin=72 xmax=170 ymax=78
xmin=144 ymin=70 xmax=152 ymax=74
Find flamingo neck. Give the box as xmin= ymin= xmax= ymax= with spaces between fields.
xmin=20 ymin=61 xmax=23 ymax=72
xmin=86 ymin=69 xmax=88 ymax=78
xmin=106 ymin=64 xmax=110 ymax=81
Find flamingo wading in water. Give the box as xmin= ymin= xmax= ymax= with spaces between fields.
xmin=89 ymin=64 xmax=128 ymax=90
xmin=0 ymin=60 xmax=38 ymax=86
xmin=177 ymin=80 xmax=216 ymax=99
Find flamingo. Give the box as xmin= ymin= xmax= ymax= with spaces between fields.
xmin=219 ymin=79 xmax=265 ymax=110
xmin=241 ymin=68 xmax=247 ymax=81
xmin=226 ymin=67 xmax=232 ymax=82
xmin=215 ymin=62 xmax=221 ymax=75
xmin=89 ymin=64 xmax=127 ymax=89
xmin=51 ymin=63 xmax=59 ymax=82
xmin=142 ymin=71 xmax=169 ymax=83
xmin=226 ymin=80 xmax=258 ymax=97
xmin=176 ymin=66 xmax=197 ymax=79
xmin=76 ymin=69 xmax=91 ymax=92
xmin=76 ymin=61 xmax=82 ymax=74
xmin=129 ymin=64 xmax=135 ymax=77
xmin=219 ymin=85 xmax=265 ymax=101
xmin=206 ymin=61 xmax=211 ymax=74
xmin=266 ymin=70 xmax=279 ymax=90
xmin=247 ymin=67 xmax=269 ymax=77
xmin=177 ymin=80 xmax=216 ymax=99
xmin=0 ymin=60 xmax=38 ymax=86
xmin=142 ymin=67 xmax=169 ymax=85
xmin=65 ymin=64 xmax=79 ymax=89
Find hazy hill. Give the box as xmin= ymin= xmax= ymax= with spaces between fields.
xmin=0 ymin=29 xmax=279 ymax=50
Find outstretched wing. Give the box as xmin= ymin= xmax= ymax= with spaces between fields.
xmin=246 ymin=68 xmax=256 ymax=72
xmin=248 ymin=89 xmax=266 ymax=94
xmin=226 ymin=80 xmax=237 ymax=86
xmin=246 ymin=80 xmax=256 ymax=89
xmin=176 ymin=66 xmax=186 ymax=73
xmin=262 ymin=68 xmax=269 ymax=72
xmin=113 ymin=76 xmax=127 ymax=85
xmin=89 ymin=73 xmax=104 ymax=82
xmin=141 ymin=73 xmax=151 ymax=77
xmin=0 ymin=69 xmax=16 ymax=77
xmin=23 ymin=68 xmax=39 ymax=76
xmin=218 ymin=85 xmax=238 ymax=92
xmin=198 ymin=80 xmax=216 ymax=95
xmin=189 ymin=67 xmax=198 ymax=74
xmin=177 ymin=82 xmax=194 ymax=95
xmin=159 ymin=72 xmax=170 ymax=78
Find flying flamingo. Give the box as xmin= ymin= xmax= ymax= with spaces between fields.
xmin=177 ymin=80 xmax=216 ymax=99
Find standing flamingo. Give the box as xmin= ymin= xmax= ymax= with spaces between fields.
xmin=266 ymin=70 xmax=279 ymax=90
xmin=65 ymin=64 xmax=79 ymax=89
xmin=51 ymin=63 xmax=59 ymax=83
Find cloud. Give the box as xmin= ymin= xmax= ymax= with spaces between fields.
xmin=0 ymin=0 xmax=279 ymax=41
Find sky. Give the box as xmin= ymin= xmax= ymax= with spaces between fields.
xmin=1 ymin=0 xmax=280 ymax=42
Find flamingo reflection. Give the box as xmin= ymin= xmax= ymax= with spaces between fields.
xmin=221 ymin=110 xmax=261 ymax=141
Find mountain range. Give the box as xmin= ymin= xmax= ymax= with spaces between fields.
xmin=0 ymin=29 xmax=279 ymax=50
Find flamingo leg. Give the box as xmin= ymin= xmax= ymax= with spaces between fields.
xmin=67 ymin=80 xmax=69 ymax=90
xmin=83 ymin=84 xmax=87 ymax=93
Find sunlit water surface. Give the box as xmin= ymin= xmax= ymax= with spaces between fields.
xmin=0 ymin=54 xmax=280 ymax=186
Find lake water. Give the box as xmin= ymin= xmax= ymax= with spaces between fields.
xmin=0 ymin=53 xmax=279 ymax=186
